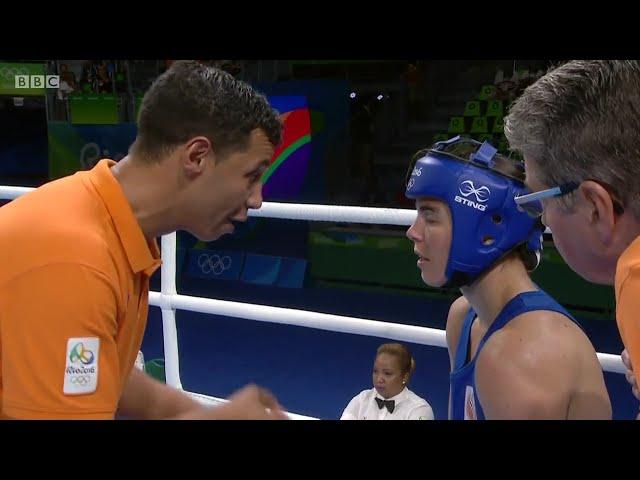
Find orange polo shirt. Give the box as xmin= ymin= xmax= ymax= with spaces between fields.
xmin=0 ymin=159 xmax=161 ymax=419
xmin=616 ymin=234 xmax=640 ymax=385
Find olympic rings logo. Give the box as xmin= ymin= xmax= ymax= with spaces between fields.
xmin=0 ymin=66 xmax=29 ymax=80
xmin=70 ymin=375 xmax=91 ymax=385
xmin=197 ymin=253 xmax=232 ymax=275
xmin=69 ymin=342 xmax=95 ymax=365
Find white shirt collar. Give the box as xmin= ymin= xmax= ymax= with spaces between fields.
xmin=375 ymin=386 xmax=409 ymax=404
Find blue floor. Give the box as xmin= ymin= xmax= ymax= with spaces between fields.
xmin=141 ymin=281 xmax=640 ymax=420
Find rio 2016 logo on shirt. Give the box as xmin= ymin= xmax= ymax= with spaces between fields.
xmin=69 ymin=342 xmax=95 ymax=365
xmin=64 ymin=338 xmax=100 ymax=395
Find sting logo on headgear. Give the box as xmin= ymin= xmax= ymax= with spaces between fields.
xmin=455 ymin=180 xmax=490 ymax=211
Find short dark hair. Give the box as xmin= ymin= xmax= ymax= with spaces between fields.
xmin=131 ymin=60 xmax=283 ymax=162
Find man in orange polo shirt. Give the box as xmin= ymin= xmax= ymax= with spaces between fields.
xmin=504 ymin=60 xmax=640 ymax=416
xmin=0 ymin=60 xmax=287 ymax=419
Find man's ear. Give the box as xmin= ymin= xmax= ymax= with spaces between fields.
xmin=579 ymin=180 xmax=618 ymax=246
xmin=182 ymin=136 xmax=213 ymax=177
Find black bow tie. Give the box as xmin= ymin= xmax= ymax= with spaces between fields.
xmin=375 ymin=397 xmax=395 ymax=413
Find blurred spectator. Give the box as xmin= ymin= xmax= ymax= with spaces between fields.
xmin=494 ymin=79 xmax=518 ymax=102
xmin=59 ymin=63 xmax=77 ymax=91
xmin=80 ymin=60 xmax=96 ymax=92
xmin=349 ymin=94 xmax=378 ymax=204
xmin=97 ymin=60 xmax=113 ymax=93
xmin=405 ymin=62 xmax=424 ymax=121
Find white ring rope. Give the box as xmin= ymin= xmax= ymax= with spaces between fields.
xmin=0 ymin=186 xmax=552 ymax=230
xmin=148 ymin=291 xmax=448 ymax=347
xmin=0 ymin=186 xmax=33 ymax=200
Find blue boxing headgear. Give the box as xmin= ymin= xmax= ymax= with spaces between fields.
xmin=405 ymin=136 xmax=544 ymax=288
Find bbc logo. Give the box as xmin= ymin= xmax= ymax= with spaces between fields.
xmin=15 ymin=75 xmax=60 ymax=89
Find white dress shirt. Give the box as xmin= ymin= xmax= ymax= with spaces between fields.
xmin=340 ymin=387 xmax=434 ymax=420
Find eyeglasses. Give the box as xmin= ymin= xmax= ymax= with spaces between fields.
xmin=514 ymin=180 xmax=625 ymax=218
xmin=513 ymin=182 xmax=578 ymax=218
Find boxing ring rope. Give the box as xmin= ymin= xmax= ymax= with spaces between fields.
xmin=0 ymin=186 xmax=626 ymax=420
xmin=0 ymin=186 xmax=32 ymax=200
